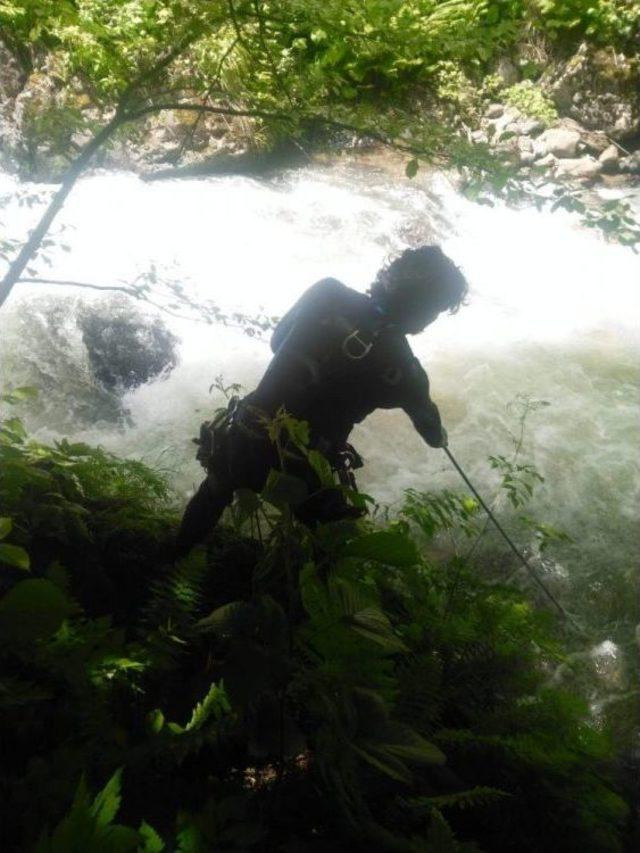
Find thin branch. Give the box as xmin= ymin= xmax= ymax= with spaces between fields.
xmin=0 ymin=114 xmax=125 ymax=309
xmin=252 ymin=0 xmax=295 ymax=110
xmin=213 ymin=36 xmax=240 ymax=85
xmin=226 ymin=0 xmax=252 ymax=54
xmin=17 ymin=277 xmax=134 ymax=294
xmin=118 ymin=30 xmax=204 ymax=112
xmin=15 ymin=276 xmax=272 ymax=339
xmin=123 ymin=101 xmax=433 ymax=158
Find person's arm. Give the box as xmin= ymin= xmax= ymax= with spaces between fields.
xmin=402 ymin=357 xmax=447 ymax=448
xmin=270 ymin=277 xmax=347 ymax=353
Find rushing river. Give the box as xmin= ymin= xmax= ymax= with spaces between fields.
xmin=1 ymin=161 xmax=639 ymax=643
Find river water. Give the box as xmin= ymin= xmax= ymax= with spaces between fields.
xmin=1 ymin=161 xmax=639 ymax=646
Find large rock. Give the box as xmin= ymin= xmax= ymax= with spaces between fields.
xmin=553 ymin=156 xmax=602 ymax=180
xmin=519 ymin=150 xmax=536 ymax=166
xmin=485 ymin=103 xmax=504 ymax=119
xmin=535 ymin=128 xmax=581 ymax=158
xmin=0 ymin=39 xmax=26 ymax=100
xmin=495 ymin=57 xmax=519 ymax=86
xmin=484 ymin=105 xmax=522 ymax=138
xmin=78 ymin=302 xmax=178 ymax=391
xmin=535 ymin=152 xmax=557 ymax=168
xmin=519 ymin=118 xmax=545 ymax=136
xmin=0 ymin=40 xmax=27 ymax=167
xmin=598 ymin=144 xmax=619 ymax=173
xmin=618 ymin=152 xmax=640 ymax=175
xmin=542 ymin=45 xmax=640 ymax=141
xmin=579 ymin=128 xmax=611 ymax=155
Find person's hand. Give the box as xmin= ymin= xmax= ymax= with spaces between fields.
xmin=438 ymin=426 xmax=448 ymax=448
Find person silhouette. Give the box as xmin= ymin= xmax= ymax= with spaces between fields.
xmin=176 ymin=245 xmax=468 ymax=557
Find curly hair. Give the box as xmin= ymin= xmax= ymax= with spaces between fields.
xmin=370 ymin=246 xmax=469 ymax=314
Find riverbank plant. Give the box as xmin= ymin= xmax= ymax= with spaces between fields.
xmin=502 ymin=81 xmax=558 ymax=126
xmin=0 ymin=392 xmax=633 ymax=851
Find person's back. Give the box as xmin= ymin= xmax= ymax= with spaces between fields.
xmin=175 ymin=245 xmax=468 ymax=557
xmin=249 ymin=276 xmax=443 ymax=450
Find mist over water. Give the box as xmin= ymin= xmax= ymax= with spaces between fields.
xmin=1 ymin=162 xmax=639 ymax=615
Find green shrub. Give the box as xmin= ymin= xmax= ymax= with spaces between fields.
xmin=503 ymin=80 xmax=558 ymax=125
xmin=533 ymin=0 xmax=640 ymax=50
xmin=0 ymin=400 xmax=630 ymax=851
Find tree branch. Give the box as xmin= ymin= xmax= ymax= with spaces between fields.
xmin=15 ymin=276 xmax=274 ymax=338
xmin=122 ymin=101 xmax=431 ymax=158
xmin=0 ymin=114 xmax=126 ymax=310
xmin=17 ymin=277 xmax=135 ymax=295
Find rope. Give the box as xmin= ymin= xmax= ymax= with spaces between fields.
xmin=443 ymin=446 xmax=586 ymax=635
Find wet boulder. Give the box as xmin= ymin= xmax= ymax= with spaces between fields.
xmin=78 ymin=300 xmax=178 ymax=391
xmin=618 ymin=151 xmax=640 ymax=175
xmin=534 ymin=127 xmax=581 ymax=159
xmin=598 ymin=144 xmax=620 ymax=173
xmin=553 ymin=155 xmax=602 ymax=181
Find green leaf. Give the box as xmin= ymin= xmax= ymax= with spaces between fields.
xmin=348 ymin=607 xmax=407 ymax=652
xmin=353 ymin=743 xmax=413 ymax=784
xmin=168 ymin=681 xmax=230 ymax=734
xmin=384 ymin=733 xmax=446 ymax=766
xmin=307 ymin=449 xmax=335 ymax=487
xmin=1 ymin=417 xmax=27 ymax=440
xmin=261 ymin=470 xmax=308 ymax=508
xmin=91 ymin=768 xmax=122 ymax=829
xmin=196 ymin=601 xmax=243 ymax=635
xmin=342 ymin=530 xmax=419 ymax=566
xmin=426 ymin=809 xmax=457 ymax=852
xmin=405 ymin=158 xmax=419 ymax=178
xmin=1 ymin=386 xmax=39 ymax=405
xmin=0 ymin=517 xmax=12 ymax=539
xmin=234 ymin=488 xmax=261 ymax=522
xmin=138 ymin=821 xmax=165 ymax=852
xmin=146 ymin=709 xmax=165 ymax=734
xmin=0 ymin=579 xmax=74 ymax=642
xmin=176 ymin=823 xmax=205 ymax=853
xmin=0 ymin=542 xmax=30 ymax=571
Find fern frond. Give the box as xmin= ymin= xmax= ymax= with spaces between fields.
xmin=407 ymin=785 xmax=511 ymax=813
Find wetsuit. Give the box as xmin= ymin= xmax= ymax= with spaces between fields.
xmin=176 ymin=278 xmax=444 ymax=555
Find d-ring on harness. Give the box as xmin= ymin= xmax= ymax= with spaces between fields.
xmin=341 ymin=329 xmax=374 ymax=360
xmin=336 ymin=303 xmax=387 ymax=361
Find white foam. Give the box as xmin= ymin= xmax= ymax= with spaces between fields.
xmin=1 ymin=164 xmax=639 ymax=568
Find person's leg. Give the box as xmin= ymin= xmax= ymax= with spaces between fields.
xmin=175 ymin=473 xmax=234 ymax=558
xmin=294 ymin=485 xmax=364 ymax=525
xmin=285 ymin=453 xmax=364 ymax=525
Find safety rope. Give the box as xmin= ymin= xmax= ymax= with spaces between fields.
xmin=443 ymin=446 xmax=587 ymax=635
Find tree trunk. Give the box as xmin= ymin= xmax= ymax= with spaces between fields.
xmin=0 ymin=116 xmax=123 ymax=310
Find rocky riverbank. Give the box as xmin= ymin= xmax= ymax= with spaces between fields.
xmin=1 ymin=37 xmax=638 ymax=186
xmin=471 ymin=45 xmax=640 ymax=185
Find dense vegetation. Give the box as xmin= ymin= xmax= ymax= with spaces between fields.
xmin=0 ymin=3 xmax=638 ymax=849
xmin=2 ymin=0 xmax=638 ymax=177
xmin=1 ymin=390 xmax=636 ymax=851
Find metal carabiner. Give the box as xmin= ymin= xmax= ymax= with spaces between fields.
xmin=341 ymin=329 xmax=373 ymax=360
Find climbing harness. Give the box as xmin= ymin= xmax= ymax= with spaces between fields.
xmin=341 ymin=329 xmax=374 ymax=360
xmin=335 ymin=305 xmax=387 ymax=363
xmin=443 ymin=446 xmax=586 ymax=635
xmin=335 ymin=443 xmax=364 ymax=490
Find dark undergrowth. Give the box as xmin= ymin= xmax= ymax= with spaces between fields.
xmin=0 ymin=389 xmax=636 ymax=852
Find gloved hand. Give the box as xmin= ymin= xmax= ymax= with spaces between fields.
xmin=438 ymin=426 xmax=448 ymax=448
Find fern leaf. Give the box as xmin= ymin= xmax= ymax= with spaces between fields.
xmin=168 ymin=681 xmax=231 ymax=734
xmin=90 ymin=768 xmax=122 ymax=829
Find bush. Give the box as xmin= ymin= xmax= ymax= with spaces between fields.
xmin=533 ymin=0 xmax=640 ymax=51
xmin=0 ymin=399 xmax=630 ymax=851
xmin=503 ymin=80 xmax=558 ymax=125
